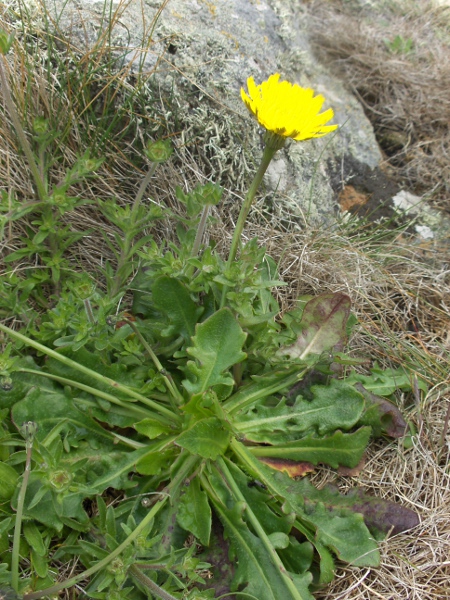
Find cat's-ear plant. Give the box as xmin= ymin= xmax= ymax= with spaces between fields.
xmin=0 ymin=71 xmax=420 ymax=600
xmin=220 ymin=73 xmax=338 ymax=307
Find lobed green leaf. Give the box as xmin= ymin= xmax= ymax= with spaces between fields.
xmin=182 ymin=308 xmax=247 ymax=397
xmin=177 ymin=478 xmax=212 ymax=546
xmin=250 ymin=427 xmax=372 ymax=469
xmin=237 ymin=379 xmax=365 ymax=442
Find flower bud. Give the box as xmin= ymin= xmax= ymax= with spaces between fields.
xmin=145 ymin=139 xmax=173 ymax=163
xmin=33 ymin=116 xmax=49 ymax=135
xmin=73 ymin=275 xmax=96 ymax=300
xmin=194 ymin=182 xmax=223 ymax=206
xmin=49 ymin=469 xmax=72 ymax=491
xmin=20 ymin=421 xmax=38 ymax=442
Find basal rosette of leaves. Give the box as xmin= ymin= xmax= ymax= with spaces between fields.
xmin=0 ymin=66 xmax=420 ymax=600
xmin=0 ymin=281 xmax=420 ymax=600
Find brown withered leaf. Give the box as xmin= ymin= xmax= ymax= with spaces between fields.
xmin=298 ymin=480 xmax=420 ymax=537
xmin=349 ymin=488 xmax=420 ymax=536
xmin=259 ymin=457 xmax=315 ymax=478
xmin=279 ymin=292 xmax=351 ymax=360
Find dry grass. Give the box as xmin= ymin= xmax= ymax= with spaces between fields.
xmin=308 ymin=0 xmax=450 ymax=211
xmin=1 ymin=0 xmax=450 ymax=598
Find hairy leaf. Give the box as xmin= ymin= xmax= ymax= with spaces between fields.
xmin=278 ymin=537 xmax=314 ymax=579
xmin=182 ymin=308 xmax=246 ymax=397
xmin=84 ymin=446 xmax=153 ymax=492
xmin=134 ymin=418 xmax=172 ymax=440
xmin=176 ymin=417 xmax=231 ymax=459
xmin=231 ymin=443 xmax=380 ymax=568
xmin=225 ymin=460 xmax=294 ymax=536
xmin=279 ymin=293 xmax=351 ymax=359
xmin=345 ymin=365 xmax=426 ymax=396
xmin=209 ymin=491 xmax=314 ymax=600
xmin=152 ymin=276 xmax=203 ymax=341
xmin=177 ymin=478 xmax=212 ymax=546
xmin=236 ymin=379 xmax=365 ymax=442
xmin=224 ymin=365 xmax=303 ymax=414
xmin=11 ymin=387 xmax=112 ymax=442
xmin=47 ymin=347 xmax=140 ymax=390
xmin=23 ymin=522 xmax=46 ymax=556
xmin=251 ymin=427 xmax=372 ymax=468
xmin=135 ymin=448 xmax=177 ymax=475
xmin=305 ymin=503 xmax=379 ymax=566
xmin=349 ymin=490 xmax=420 ymax=537
xmin=12 ymin=476 xmax=89 ymax=532
xmin=0 ymin=462 xmax=19 ymax=499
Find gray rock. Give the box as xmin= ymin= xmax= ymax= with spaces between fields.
xmin=21 ymin=0 xmax=386 ymax=222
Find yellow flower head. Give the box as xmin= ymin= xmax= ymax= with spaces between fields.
xmin=241 ymin=73 xmax=338 ymax=141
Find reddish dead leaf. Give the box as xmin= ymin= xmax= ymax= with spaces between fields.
xmin=338 ymin=455 xmax=366 ymax=477
xmin=115 ymin=312 xmax=137 ymax=329
xmin=302 ymin=482 xmax=420 ymax=536
xmin=355 ymin=383 xmax=407 ymax=438
xmin=279 ymin=293 xmax=351 ymax=359
xmin=350 ymin=488 xmax=420 ymax=535
xmin=259 ymin=457 xmax=315 ymax=478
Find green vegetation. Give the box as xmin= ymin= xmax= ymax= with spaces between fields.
xmin=0 ymin=2 xmax=436 ymax=599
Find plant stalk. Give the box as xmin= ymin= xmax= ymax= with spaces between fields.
xmin=83 ymin=298 xmax=96 ymax=325
xmin=191 ymin=204 xmax=210 ymax=258
xmin=111 ymin=162 xmax=157 ymax=296
xmin=0 ymin=323 xmax=180 ymax=424
xmin=18 ymin=368 xmax=159 ymax=421
xmin=183 ymin=203 xmax=211 ymax=280
xmin=11 ymin=423 xmax=36 ymax=592
xmin=220 ymin=144 xmax=277 ymax=309
xmin=0 ymin=57 xmax=47 ymax=202
xmin=23 ymin=494 xmax=170 ymax=600
xmin=132 ymin=162 xmax=157 ymax=212
xmin=215 ymin=457 xmax=308 ymax=600
xmin=125 ymin=318 xmax=185 ymax=406
xmin=129 ymin=564 xmax=179 ymax=600
xmin=223 ymin=367 xmax=308 ymax=414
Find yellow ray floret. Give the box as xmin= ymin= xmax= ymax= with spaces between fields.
xmin=241 ymin=73 xmax=338 ymax=141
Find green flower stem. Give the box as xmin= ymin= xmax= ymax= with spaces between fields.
xmin=23 ymin=454 xmax=199 ymax=600
xmin=110 ymin=162 xmax=157 ymax=296
xmin=23 ymin=494 xmax=170 ymax=600
xmin=0 ymin=323 xmax=180 ymax=424
xmin=18 ymin=368 xmax=161 ymax=422
xmin=223 ymin=367 xmax=308 ymax=415
xmin=83 ymin=298 xmax=96 ymax=325
xmin=124 ymin=318 xmax=185 ymax=407
xmin=215 ymin=457 xmax=308 ymax=600
xmin=220 ymin=143 xmax=277 ymax=309
xmin=183 ymin=203 xmax=211 ymax=281
xmin=192 ymin=204 xmax=210 ymax=257
xmin=11 ymin=425 xmax=35 ymax=592
xmin=133 ymin=162 xmax=157 ymax=213
xmin=0 ymin=57 xmax=47 ymax=202
xmin=129 ymin=564 xmax=179 ymax=600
